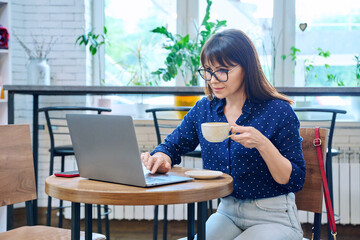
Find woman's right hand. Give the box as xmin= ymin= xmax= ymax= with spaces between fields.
xmin=141 ymin=152 xmax=171 ymax=174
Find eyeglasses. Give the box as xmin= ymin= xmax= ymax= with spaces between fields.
xmin=197 ymin=65 xmax=239 ymax=82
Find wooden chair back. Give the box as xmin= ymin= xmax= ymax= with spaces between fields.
xmin=295 ymin=127 xmax=328 ymax=213
xmin=0 ymin=125 xmax=36 ymax=207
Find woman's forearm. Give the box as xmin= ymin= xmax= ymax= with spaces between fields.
xmin=257 ymin=138 xmax=292 ymax=185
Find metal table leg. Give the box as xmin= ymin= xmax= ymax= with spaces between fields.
xmin=187 ymin=203 xmax=195 ymax=240
xmin=85 ymin=204 xmax=92 ymax=240
xmin=71 ymin=202 xmax=80 ymax=240
xmin=163 ymin=205 xmax=168 ymax=240
xmin=6 ymin=92 xmax=14 ymax=230
xmin=197 ymin=201 xmax=207 ymax=240
xmin=97 ymin=205 xmax=102 ymax=234
xmin=32 ymin=94 xmax=39 ymax=224
xmin=153 ymin=205 xmax=159 ymax=240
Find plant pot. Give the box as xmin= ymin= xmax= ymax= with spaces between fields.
xmin=174 ymin=95 xmax=201 ymax=118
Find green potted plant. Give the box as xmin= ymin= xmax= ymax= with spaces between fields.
xmin=76 ymin=27 xmax=111 ymax=108
xmin=151 ymin=0 xmax=226 ymax=87
xmin=150 ymin=0 xmax=226 ymax=113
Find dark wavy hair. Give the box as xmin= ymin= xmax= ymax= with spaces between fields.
xmin=200 ymin=29 xmax=293 ymax=104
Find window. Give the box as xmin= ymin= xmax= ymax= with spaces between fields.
xmin=294 ymin=0 xmax=360 ymax=87
xmin=104 ymin=0 xmax=177 ymax=86
xmin=199 ymin=0 xmax=275 ymax=83
xmin=291 ymin=0 xmax=360 ymax=120
xmin=96 ymin=0 xmax=359 ymax=120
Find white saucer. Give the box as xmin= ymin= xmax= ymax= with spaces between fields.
xmin=184 ymin=170 xmax=223 ymax=179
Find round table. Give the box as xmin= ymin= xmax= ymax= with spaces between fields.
xmin=45 ymin=167 xmax=233 ymax=240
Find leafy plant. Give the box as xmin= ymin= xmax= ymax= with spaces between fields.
xmin=282 ymin=46 xmax=344 ymax=86
xmin=76 ymin=27 xmax=108 ymax=85
xmin=150 ymin=0 xmax=226 ymax=86
xmin=354 ymin=55 xmax=360 ymax=86
xmin=317 ymin=48 xmax=344 ymax=86
xmin=118 ymin=39 xmax=160 ymax=86
xmin=282 ymin=46 xmax=300 ymax=66
xmin=282 ymin=46 xmax=301 ymax=75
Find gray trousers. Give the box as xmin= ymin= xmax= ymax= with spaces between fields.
xmin=199 ymin=193 xmax=303 ymax=240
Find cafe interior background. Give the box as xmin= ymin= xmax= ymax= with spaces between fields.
xmin=0 ymin=0 xmax=359 ymax=237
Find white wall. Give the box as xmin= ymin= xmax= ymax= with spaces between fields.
xmin=11 ymin=0 xmax=89 ymax=86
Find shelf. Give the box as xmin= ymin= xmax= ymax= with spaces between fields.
xmin=0 ymin=49 xmax=9 ymax=54
xmin=0 ymin=99 xmax=7 ymax=103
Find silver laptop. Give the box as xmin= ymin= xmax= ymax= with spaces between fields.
xmin=66 ymin=114 xmax=193 ymax=187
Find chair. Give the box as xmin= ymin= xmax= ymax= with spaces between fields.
xmin=296 ymin=127 xmax=328 ymax=240
xmin=294 ymin=108 xmax=346 ymax=240
xmin=38 ymin=106 xmax=111 ymax=237
xmin=0 ymin=124 xmax=106 ymax=240
xmin=146 ymin=107 xmax=217 ymax=240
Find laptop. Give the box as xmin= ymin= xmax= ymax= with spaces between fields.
xmin=66 ymin=114 xmax=193 ymax=187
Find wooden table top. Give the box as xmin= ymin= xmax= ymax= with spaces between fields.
xmin=45 ymin=167 xmax=233 ymax=205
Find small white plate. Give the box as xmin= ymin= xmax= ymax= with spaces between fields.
xmin=184 ymin=170 xmax=223 ymax=179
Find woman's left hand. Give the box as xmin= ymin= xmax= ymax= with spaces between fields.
xmin=230 ymin=125 xmax=268 ymax=149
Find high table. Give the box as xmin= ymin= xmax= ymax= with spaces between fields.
xmin=45 ymin=167 xmax=233 ymax=240
xmin=4 ymin=85 xmax=360 ymax=227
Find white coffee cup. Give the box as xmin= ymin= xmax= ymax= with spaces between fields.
xmin=201 ymin=122 xmax=233 ymax=143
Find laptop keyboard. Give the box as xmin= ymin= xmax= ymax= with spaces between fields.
xmin=145 ymin=173 xmax=170 ymax=183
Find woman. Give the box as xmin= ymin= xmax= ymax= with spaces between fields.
xmin=141 ymin=29 xmax=305 ymax=240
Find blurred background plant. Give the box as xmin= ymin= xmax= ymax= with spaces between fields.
xmin=13 ymin=31 xmax=57 ymax=59
xmin=117 ymin=39 xmax=159 ymax=86
xmin=150 ymin=0 xmax=226 ymax=86
xmin=354 ymin=55 xmax=360 ymax=86
xmin=76 ymin=27 xmax=108 ymax=85
xmin=282 ymin=46 xmax=346 ymax=86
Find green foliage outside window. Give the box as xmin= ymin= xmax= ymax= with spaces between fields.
xmin=151 ymin=0 xmax=227 ymax=86
xmin=354 ymin=55 xmax=360 ymax=86
xmin=281 ymin=47 xmax=360 ymax=87
xmin=104 ymin=0 xmax=172 ymax=86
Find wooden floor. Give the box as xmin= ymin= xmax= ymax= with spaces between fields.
xmin=13 ymin=208 xmax=360 ymax=240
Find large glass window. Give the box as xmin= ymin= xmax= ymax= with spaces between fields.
xmin=98 ymin=0 xmax=360 ymax=120
xmin=104 ymin=0 xmax=176 ymax=86
xmin=291 ymin=0 xmax=360 ymax=120
xmin=294 ymin=0 xmax=360 ymax=87
xmin=199 ymin=0 xmax=274 ymax=83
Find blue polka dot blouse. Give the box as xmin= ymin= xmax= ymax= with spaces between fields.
xmin=151 ymin=97 xmax=306 ymax=200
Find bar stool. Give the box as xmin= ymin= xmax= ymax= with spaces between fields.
xmin=39 ymin=106 xmax=112 ymax=239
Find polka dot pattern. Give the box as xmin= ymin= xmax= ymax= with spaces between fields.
xmin=152 ymin=97 xmax=306 ymax=200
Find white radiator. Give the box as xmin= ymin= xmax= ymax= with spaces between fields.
xmin=62 ymin=148 xmax=360 ymax=225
